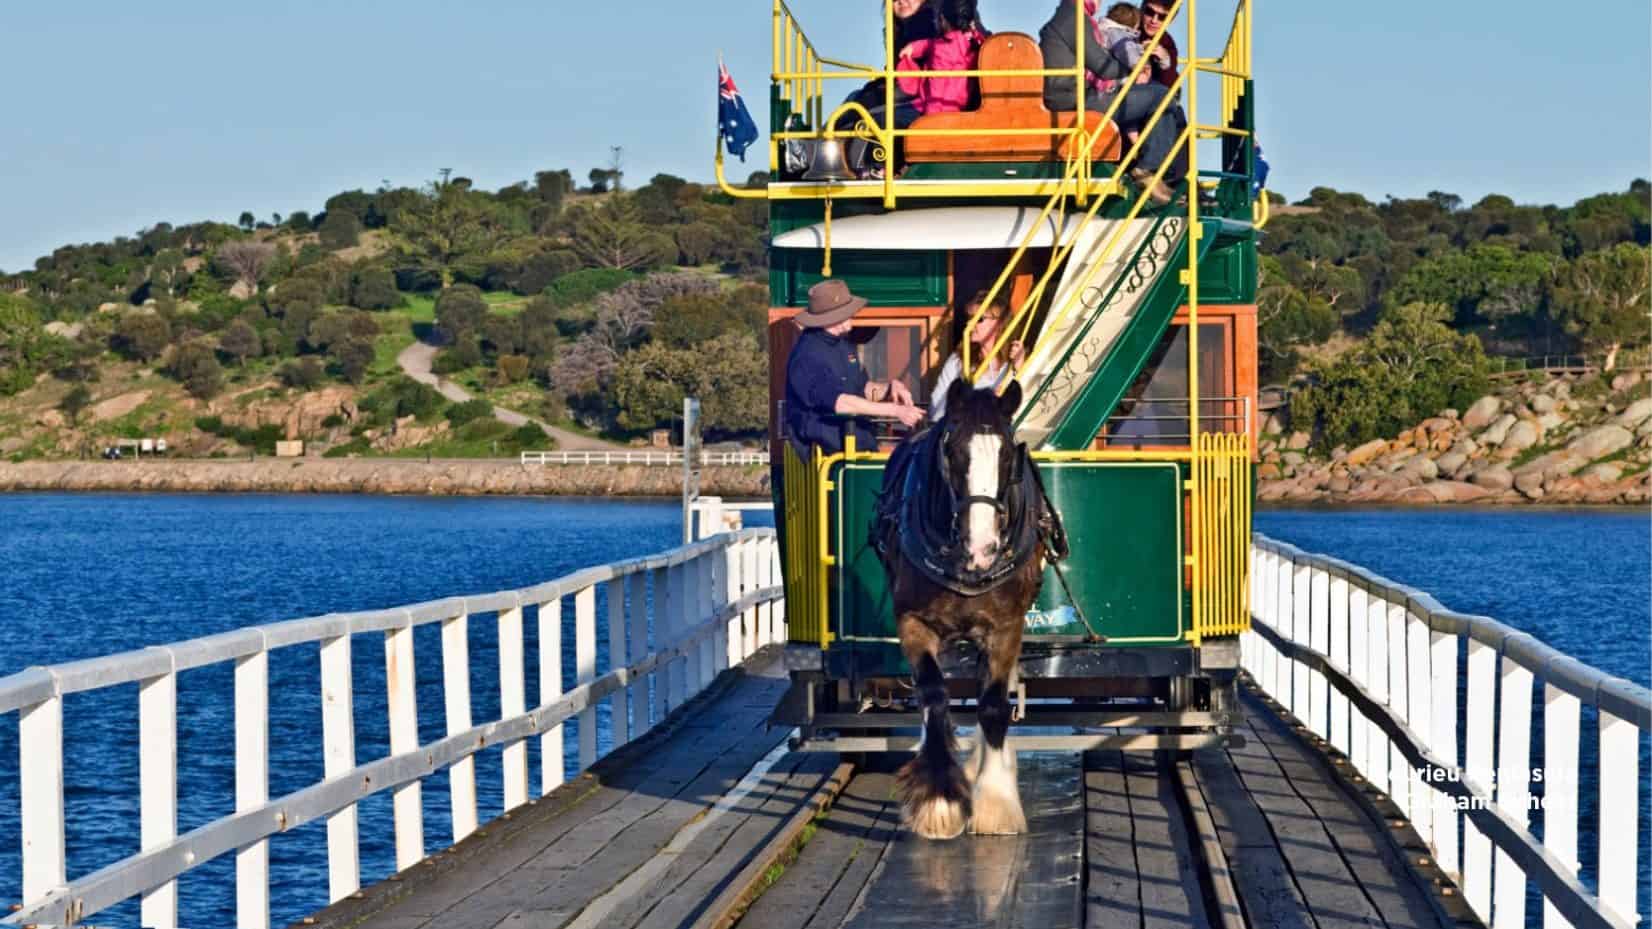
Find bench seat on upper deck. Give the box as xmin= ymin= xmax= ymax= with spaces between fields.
xmin=904 ymin=32 xmax=1122 ymax=164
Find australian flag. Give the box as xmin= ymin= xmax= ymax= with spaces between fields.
xmin=718 ymin=59 xmax=759 ymax=162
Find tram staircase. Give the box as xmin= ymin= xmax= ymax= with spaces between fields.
xmin=965 ymin=135 xmax=1223 ymax=454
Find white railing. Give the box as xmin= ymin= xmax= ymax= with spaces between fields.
xmin=0 ymin=530 xmax=784 ymax=929
xmin=1245 ymin=535 xmax=1649 ymax=929
xmin=519 ymin=450 xmax=771 ymax=467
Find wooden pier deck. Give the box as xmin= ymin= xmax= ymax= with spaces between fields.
xmin=303 ymin=649 xmax=1456 ymax=929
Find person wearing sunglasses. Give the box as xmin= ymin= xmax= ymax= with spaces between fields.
xmin=1138 ymin=0 xmax=1179 ymax=89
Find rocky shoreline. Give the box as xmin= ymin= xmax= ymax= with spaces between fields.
xmin=1257 ymin=371 xmax=1652 ymax=507
xmin=0 ymin=459 xmax=769 ymax=498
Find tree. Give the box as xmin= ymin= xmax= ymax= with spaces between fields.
xmin=652 ymin=285 xmax=767 ymax=349
xmin=1256 ymin=260 xmax=1337 ymax=381
xmin=58 ymin=384 xmax=92 ymax=425
xmin=1289 ymin=303 xmax=1489 ymax=450
xmin=218 ymin=320 xmax=261 ymax=365
xmin=1389 ymin=244 xmax=1554 ymax=324
xmin=435 ymin=284 xmax=487 ymax=342
xmin=609 ymin=331 xmax=767 ymax=433
xmin=329 ymin=338 xmax=375 ymax=384
xmin=566 ymin=199 xmax=673 ymax=271
xmin=113 ymin=311 xmax=172 ymax=361
xmin=318 ymin=210 xmax=362 ymax=251
xmin=214 ymin=241 xmax=278 ymax=293
xmin=168 ymin=341 xmax=225 ymax=399
xmin=278 ymin=357 xmax=326 ymax=389
xmin=1551 ymin=243 xmax=1651 ymax=370
xmin=286 ymin=211 xmax=313 ymax=232
xmin=674 ymin=223 xmax=721 ymax=266
xmin=238 ymin=211 xmax=256 ymax=232
xmin=388 ymin=181 xmax=511 ymax=288
xmin=351 ymin=267 xmax=402 ymax=310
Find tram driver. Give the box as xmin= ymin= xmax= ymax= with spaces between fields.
xmin=784 ymin=279 xmax=925 ymax=457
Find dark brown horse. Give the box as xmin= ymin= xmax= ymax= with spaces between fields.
xmin=874 ymin=379 xmax=1060 ymax=839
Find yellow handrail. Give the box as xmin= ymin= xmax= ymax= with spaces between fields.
xmin=961 ymin=0 xmax=1189 ymax=378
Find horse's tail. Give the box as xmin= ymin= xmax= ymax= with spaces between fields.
xmin=895 ymin=653 xmax=970 ymax=839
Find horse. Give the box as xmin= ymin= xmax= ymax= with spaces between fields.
xmin=873 ymin=378 xmax=1065 ymax=839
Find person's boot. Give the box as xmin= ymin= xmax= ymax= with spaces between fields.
xmin=1129 ymin=167 xmax=1173 ymax=205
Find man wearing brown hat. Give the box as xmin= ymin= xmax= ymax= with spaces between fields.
xmin=784 ymin=279 xmax=924 ymax=458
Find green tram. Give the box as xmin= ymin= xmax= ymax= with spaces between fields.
xmin=716 ymin=0 xmax=1263 ymax=750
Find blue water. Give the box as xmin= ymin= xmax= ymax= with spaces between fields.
xmin=0 ymin=496 xmax=1643 ymax=927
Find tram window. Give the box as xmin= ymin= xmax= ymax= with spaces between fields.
xmin=853 ymin=322 xmax=929 ymax=407
xmin=1105 ymin=322 xmax=1240 ymax=446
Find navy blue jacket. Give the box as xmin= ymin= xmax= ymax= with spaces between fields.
xmin=784 ymin=328 xmax=877 ymax=456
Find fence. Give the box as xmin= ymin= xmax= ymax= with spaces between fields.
xmin=0 ymin=529 xmax=784 ymax=928
xmin=520 ymin=450 xmax=770 ymax=467
xmin=1245 ymin=535 xmax=1649 ymax=929
xmin=1487 ymin=353 xmax=1652 ymax=377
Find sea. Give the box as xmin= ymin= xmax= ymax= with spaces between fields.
xmin=0 ymin=494 xmax=1644 ymax=927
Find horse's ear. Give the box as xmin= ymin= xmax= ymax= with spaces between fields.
xmin=945 ymin=378 xmax=969 ymax=418
xmin=998 ymin=380 xmax=1022 ymax=417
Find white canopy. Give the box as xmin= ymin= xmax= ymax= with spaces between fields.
xmin=770 ymin=206 xmax=1088 ymax=250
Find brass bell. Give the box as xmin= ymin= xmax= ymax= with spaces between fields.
xmin=802 ymin=139 xmax=853 ymax=182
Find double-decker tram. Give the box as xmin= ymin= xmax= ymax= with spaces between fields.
xmin=716 ymin=0 xmax=1263 ymax=754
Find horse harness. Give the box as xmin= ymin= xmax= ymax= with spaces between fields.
xmin=874 ymin=424 xmax=1069 ymax=598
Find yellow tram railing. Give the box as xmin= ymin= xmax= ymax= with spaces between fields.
xmin=1190 ymin=431 xmax=1252 ymax=642
xmin=782 ymin=440 xmax=833 ymax=647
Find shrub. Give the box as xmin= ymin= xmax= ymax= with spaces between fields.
xmin=194 ymin=415 xmax=225 ymax=434
xmin=317 ymin=211 xmax=362 ymax=251
xmin=320 ymin=414 xmax=346 ymax=429
xmin=112 ymin=311 xmax=172 ymax=361
xmin=351 ymin=268 xmax=401 ymax=311
xmin=512 ymin=249 xmax=582 ymax=296
xmin=543 ymin=268 xmax=635 ymax=307
xmin=445 ymin=398 xmax=494 ymax=426
xmin=435 ymin=284 xmax=487 ymax=341
xmin=277 ymin=357 xmax=326 ymax=389
xmin=329 ymin=338 xmax=375 ymax=384
xmin=168 ymin=341 xmax=225 ymax=399
xmin=511 ymin=422 xmax=551 ymax=448
xmin=363 ymin=376 xmax=445 ymax=421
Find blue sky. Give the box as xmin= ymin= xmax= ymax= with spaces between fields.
xmin=1 ymin=0 xmax=1647 ymax=272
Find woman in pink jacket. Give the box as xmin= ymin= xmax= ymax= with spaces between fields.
xmin=896 ymin=0 xmax=988 ymax=116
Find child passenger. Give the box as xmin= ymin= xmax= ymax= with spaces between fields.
xmin=896 ymin=0 xmax=988 ymax=116
xmin=1090 ymin=3 xmax=1150 ymax=96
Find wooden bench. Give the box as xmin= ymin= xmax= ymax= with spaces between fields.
xmin=904 ymin=32 xmax=1122 ymax=164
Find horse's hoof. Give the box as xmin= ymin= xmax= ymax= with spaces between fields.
xmin=968 ymin=798 xmax=1027 ymax=835
xmin=907 ymin=795 xmax=968 ymax=840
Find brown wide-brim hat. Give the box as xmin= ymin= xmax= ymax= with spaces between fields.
xmin=798 ymin=278 xmax=869 ymax=328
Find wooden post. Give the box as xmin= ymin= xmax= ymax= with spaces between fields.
xmin=1405 ymin=606 xmax=1432 ymax=844
xmin=1346 ymin=582 xmax=1369 ymax=775
xmin=320 ymin=634 xmax=359 ymax=901
xmin=1290 ymin=560 xmax=1310 ymax=715
xmin=1462 ymin=637 xmax=1497 ymax=918
xmin=1428 ymin=627 xmax=1458 ymax=877
xmin=1364 ymin=594 xmax=1390 ymax=796
xmin=654 ymin=566 xmax=673 ymax=719
xmin=1328 ymin=571 xmax=1350 ymax=755
xmin=1307 ymin=566 xmax=1329 ymax=740
xmin=235 ymin=649 xmax=270 ymax=929
xmin=384 ymin=624 xmax=424 ymax=870
xmin=607 ymin=578 xmax=630 ymax=749
xmin=1492 ymin=657 xmax=1533 ymax=929
xmin=1540 ymin=683 xmax=1580 ymax=929
xmin=1597 ymin=710 xmax=1641 ymax=927
xmin=539 ymin=596 xmax=565 ymax=795
xmin=18 ymin=694 xmax=65 ymax=905
xmin=442 ymin=611 xmax=478 ymax=842
xmin=668 ymin=563 xmax=688 ymax=708
xmin=498 ymin=605 xmax=529 ymax=811
xmin=628 ymin=571 xmax=650 ymax=731
xmin=140 ymin=666 xmax=178 ymax=928
xmin=575 ymin=585 xmax=598 ymax=770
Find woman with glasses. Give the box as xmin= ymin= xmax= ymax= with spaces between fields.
xmin=929 ymin=290 xmax=1025 ymax=422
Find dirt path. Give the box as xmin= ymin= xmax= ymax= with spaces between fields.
xmin=395 ymin=341 xmax=618 ymax=451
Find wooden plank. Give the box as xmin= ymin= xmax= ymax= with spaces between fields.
xmin=629 ymin=754 xmax=842 ymax=929
xmin=1191 ymin=744 xmax=1316 ymax=929
xmin=1085 ymin=750 xmax=1142 ymax=929
xmin=334 ymin=659 xmax=790 ymax=929
xmin=737 ymin=771 xmax=902 ymax=929
xmin=1240 ymin=696 xmax=1449 ymax=929
xmin=1224 ymin=708 xmax=1386 ymax=929
xmin=1124 ymin=753 xmax=1211 ymax=929
xmin=838 ymin=752 xmax=1084 ymax=929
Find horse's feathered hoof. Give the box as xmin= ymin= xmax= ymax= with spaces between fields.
xmin=968 ymin=787 xmax=1027 ymax=835
xmin=896 ymin=756 xmax=971 ymax=840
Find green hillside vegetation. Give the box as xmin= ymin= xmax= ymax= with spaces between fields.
xmin=1259 ymin=181 xmax=1649 ymax=445
xmin=0 ymin=168 xmax=772 ymax=457
xmin=0 ymin=172 xmax=1645 ymax=461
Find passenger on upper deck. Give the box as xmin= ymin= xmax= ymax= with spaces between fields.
xmin=837 ymin=0 xmax=938 ymax=176
xmin=895 ymin=0 xmax=987 ymax=116
xmin=1138 ymin=0 xmax=1179 ymax=89
xmin=1038 ymin=0 xmax=1180 ymax=204
xmin=784 ymin=280 xmax=925 ymax=457
xmin=929 ymin=290 xmax=1025 ymax=422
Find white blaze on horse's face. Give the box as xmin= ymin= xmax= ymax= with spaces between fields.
xmin=965 ymin=433 xmax=1002 ymax=571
